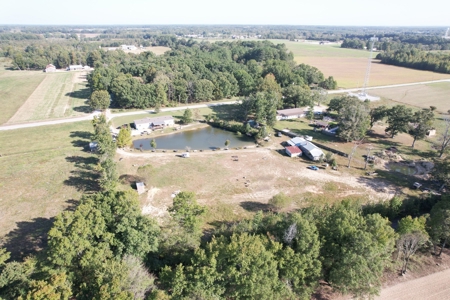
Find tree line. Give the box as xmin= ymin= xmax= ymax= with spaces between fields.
xmin=86 ymin=40 xmax=336 ymax=110
xmin=376 ymin=49 xmax=450 ymax=74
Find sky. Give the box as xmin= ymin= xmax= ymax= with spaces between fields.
xmin=1 ymin=0 xmax=449 ymax=27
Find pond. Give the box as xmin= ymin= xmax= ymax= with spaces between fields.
xmin=387 ymin=162 xmax=416 ymax=176
xmin=133 ymin=126 xmax=255 ymax=151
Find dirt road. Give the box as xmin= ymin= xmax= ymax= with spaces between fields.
xmin=377 ymin=268 xmax=450 ymax=300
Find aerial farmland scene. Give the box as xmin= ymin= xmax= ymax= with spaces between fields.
xmin=1 ymin=1 xmax=450 ymax=299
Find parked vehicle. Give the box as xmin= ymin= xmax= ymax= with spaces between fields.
xmin=307 ymin=165 xmax=319 ymax=171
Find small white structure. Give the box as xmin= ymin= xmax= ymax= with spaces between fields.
xmin=426 ymin=129 xmax=436 ymax=137
xmin=121 ymin=45 xmax=137 ymax=51
xmin=68 ymin=65 xmax=84 ymax=71
xmin=89 ymin=142 xmax=98 ymax=152
xmin=276 ymin=108 xmax=305 ymax=121
xmin=182 ymin=152 xmax=190 ymax=158
xmin=45 ymin=64 xmax=56 ymax=72
xmin=285 ymin=146 xmax=302 ymax=157
xmin=136 ymin=182 xmax=145 ymax=195
xmin=134 ymin=116 xmax=175 ymax=132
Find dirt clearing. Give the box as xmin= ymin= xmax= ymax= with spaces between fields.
xmin=117 ymin=147 xmax=397 ymax=223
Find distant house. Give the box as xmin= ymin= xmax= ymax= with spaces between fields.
xmin=121 ymin=45 xmax=137 ymax=51
xmin=426 ymin=129 xmax=436 ymax=137
xmin=44 ymin=64 xmax=56 ymax=72
xmin=287 ymin=137 xmax=324 ymax=161
xmin=285 ymin=146 xmax=302 ymax=157
xmin=136 ymin=182 xmax=145 ymax=195
xmin=134 ymin=116 xmax=175 ymax=132
xmin=68 ymin=65 xmax=83 ymax=71
xmin=276 ymin=108 xmax=305 ymax=121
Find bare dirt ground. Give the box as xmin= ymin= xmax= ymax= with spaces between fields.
xmin=117 ymin=146 xmax=398 ymax=222
xmin=377 ymin=268 xmax=450 ymax=300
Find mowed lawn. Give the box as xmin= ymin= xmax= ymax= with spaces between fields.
xmin=0 ymin=66 xmax=46 ymax=125
xmin=370 ymin=81 xmax=450 ymax=113
xmin=6 ymin=71 xmax=91 ymax=124
xmin=0 ymin=121 xmax=96 ymax=258
xmin=273 ymin=40 xmax=450 ymax=88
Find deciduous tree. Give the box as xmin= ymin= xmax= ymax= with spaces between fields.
xmin=89 ymin=90 xmax=110 ymax=111
xmin=385 ymin=105 xmax=413 ymax=138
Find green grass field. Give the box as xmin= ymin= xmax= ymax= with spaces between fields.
xmin=0 ymin=57 xmax=91 ymax=125
xmin=0 ymin=61 xmax=46 ymax=124
xmin=0 ymin=121 xmax=95 ymax=257
xmin=370 ymin=82 xmax=450 ymax=114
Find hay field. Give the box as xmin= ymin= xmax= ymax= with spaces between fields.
xmin=6 ymin=71 xmax=91 ymax=124
xmin=370 ymin=81 xmax=450 ymax=113
xmin=275 ymin=40 xmax=450 ymax=88
xmin=0 ymin=121 xmax=95 ymax=258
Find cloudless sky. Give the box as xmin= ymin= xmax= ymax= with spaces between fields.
xmin=1 ymin=0 xmax=449 ymax=27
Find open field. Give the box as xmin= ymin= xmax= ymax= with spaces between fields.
xmin=5 ymin=70 xmax=91 ymax=124
xmin=0 ymin=121 xmax=95 ymax=258
xmin=0 ymin=59 xmax=47 ymax=124
xmin=268 ymin=40 xmax=450 ymax=88
xmin=370 ymin=81 xmax=450 ymax=113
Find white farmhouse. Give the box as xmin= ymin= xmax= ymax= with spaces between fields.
xmin=276 ymin=108 xmax=305 ymax=121
xmin=134 ymin=116 xmax=175 ymax=132
xmin=121 ymin=45 xmax=137 ymax=51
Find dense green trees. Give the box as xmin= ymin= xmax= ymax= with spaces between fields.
xmin=408 ymin=108 xmax=434 ymax=148
xmin=385 ymin=105 xmax=413 ymax=138
xmin=89 ymin=90 xmax=110 ymax=111
xmin=116 ymin=125 xmax=132 ymax=148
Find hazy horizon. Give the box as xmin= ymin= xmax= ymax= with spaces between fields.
xmin=2 ymin=0 xmax=449 ymax=27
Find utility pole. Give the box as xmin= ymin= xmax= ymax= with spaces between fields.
xmin=364 ymin=144 xmax=372 ymax=170
xmin=347 ymin=138 xmax=364 ymax=168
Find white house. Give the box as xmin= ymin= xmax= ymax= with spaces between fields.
xmin=285 ymin=146 xmax=302 ymax=157
xmin=287 ymin=137 xmax=324 ymax=161
xmin=134 ymin=116 xmax=175 ymax=132
xmin=44 ymin=64 xmax=56 ymax=72
xmin=276 ymin=108 xmax=305 ymax=120
xmin=68 ymin=65 xmax=84 ymax=71
xmin=121 ymin=45 xmax=137 ymax=51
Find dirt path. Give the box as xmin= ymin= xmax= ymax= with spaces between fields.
xmin=377 ymin=268 xmax=450 ymax=300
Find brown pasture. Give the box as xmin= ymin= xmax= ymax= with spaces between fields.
xmin=296 ymin=57 xmax=450 ymax=89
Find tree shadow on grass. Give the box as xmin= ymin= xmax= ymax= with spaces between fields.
xmin=64 ymin=154 xmax=100 ymax=193
xmin=209 ymin=103 xmax=242 ymax=121
xmin=240 ymin=201 xmax=271 ymax=212
xmin=2 ymin=217 xmax=54 ymax=261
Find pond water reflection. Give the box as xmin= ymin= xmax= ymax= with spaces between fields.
xmin=133 ymin=126 xmax=255 ymax=150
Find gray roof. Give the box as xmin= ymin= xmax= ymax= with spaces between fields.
xmin=134 ymin=115 xmax=174 ymax=125
xmin=287 ymin=137 xmax=306 ymax=146
xmin=136 ymin=182 xmax=145 ymax=187
xmin=277 ymin=108 xmax=304 ymax=116
xmin=288 ymin=137 xmax=324 ymax=158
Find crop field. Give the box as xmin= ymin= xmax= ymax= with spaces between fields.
xmin=273 ymin=40 xmax=450 ymax=88
xmin=370 ymin=81 xmax=450 ymax=113
xmin=0 ymin=121 xmax=95 ymax=258
xmin=5 ymin=71 xmax=91 ymax=124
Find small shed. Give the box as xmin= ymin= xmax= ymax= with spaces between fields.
xmin=427 ymin=129 xmax=436 ymax=137
xmin=89 ymin=142 xmax=98 ymax=152
xmin=136 ymin=182 xmax=145 ymax=195
xmin=285 ymin=146 xmax=302 ymax=157
xmin=45 ymin=64 xmax=56 ymax=72
xmin=315 ymin=120 xmax=329 ymax=129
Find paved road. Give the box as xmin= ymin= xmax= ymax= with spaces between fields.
xmin=1 ymin=78 xmax=450 ymax=131
xmin=0 ymin=101 xmax=238 ymax=131
xmin=377 ymin=268 xmax=450 ymax=300
xmin=328 ymin=79 xmax=450 ymax=94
